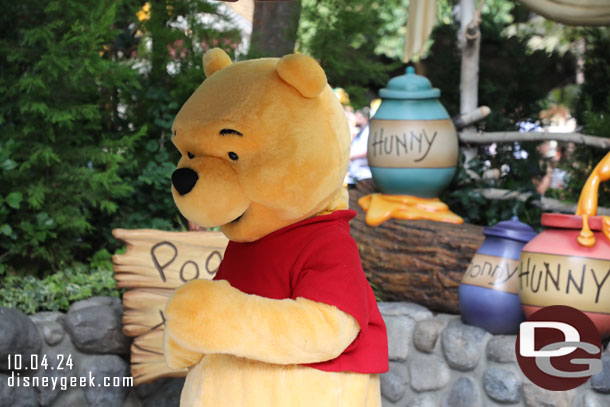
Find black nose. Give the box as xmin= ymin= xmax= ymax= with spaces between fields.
xmin=172 ymin=168 xmax=198 ymax=196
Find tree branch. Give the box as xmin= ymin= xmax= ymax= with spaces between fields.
xmin=453 ymin=106 xmax=490 ymax=129
xmin=475 ymin=188 xmax=610 ymax=216
xmin=459 ymin=131 xmax=610 ymax=149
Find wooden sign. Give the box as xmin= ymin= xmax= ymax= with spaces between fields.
xmin=112 ymin=228 xmax=229 ymax=385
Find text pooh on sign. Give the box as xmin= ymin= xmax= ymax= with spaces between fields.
xmin=112 ymin=228 xmax=229 ymax=385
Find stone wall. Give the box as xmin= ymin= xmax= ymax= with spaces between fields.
xmin=1 ymin=298 xmax=609 ymax=407
xmin=378 ymin=302 xmax=610 ymax=407
xmin=0 ymin=297 xmax=180 ymax=407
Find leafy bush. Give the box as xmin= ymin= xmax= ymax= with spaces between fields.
xmin=99 ymin=0 xmax=241 ymax=252
xmin=424 ymin=3 xmax=575 ymax=130
xmin=297 ymin=0 xmax=402 ymax=108
xmin=0 ymin=0 xmax=143 ymax=272
xmin=441 ymin=148 xmax=545 ymax=229
xmin=0 ymin=264 xmax=120 ymax=315
xmin=0 ymin=0 xmax=240 ymax=273
xmin=426 ymin=3 xmax=602 ymax=228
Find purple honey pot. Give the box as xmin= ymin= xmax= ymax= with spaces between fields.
xmin=459 ymin=216 xmax=537 ymax=334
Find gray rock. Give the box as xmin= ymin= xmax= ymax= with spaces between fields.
xmin=34 ymin=347 xmax=78 ymax=407
xmin=38 ymin=321 xmax=65 ymax=346
xmin=591 ymin=354 xmax=610 ymax=393
xmin=135 ymin=379 xmax=161 ymax=399
xmin=573 ymin=391 xmax=606 ymax=407
xmin=135 ymin=377 xmax=185 ymax=400
xmin=69 ymin=296 xmax=119 ymax=312
xmin=29 ymin=311 xmax=65 ymax=325
xmin=522 ymin=383 xmax=573 ymax=407
xmin=0 ymin=373 xmax=38 ymax=407
xmin=482 ymin=367 xmax=521 ymax=404
xmin=441 ymin=319 xmax=489 ymax=371
xmin=486 ymin=335 xmax=517 ymax=363
xmin=385 ymin=315 xmax=415 ymax=361
xmin=442 ymin=377 xmax=481 ymax=407
xmin=413 ymin=319 xmax=444 ymax=353
xmin=123 ymin=389 xmax=143 ymax=407
xmin=0 ymin=307 xmax=43 ymax=371
xmin=409 ymin=353 xmax=450 ymax=392
xmin=0 ymin=374 xmax=11 ymax=406
xmin=49 ymin=388 xmax=87 ymax=407
xmin=80 ymin=354 xmax=130 ymax=407
xmin=14 ymin=387 xmax=39 ymax=407
xmin=407 ymin=394 xmax=437 ymax=407
xmin=140 ymin=378 xmax=185 ymax=407
xmin=381 ymin=362 xmax=408 ymax=403
xmin=379 ymin=302 xmax=433 ymax=321
xmin=30 ymin=312 xmax=66 ymax=345
xmin=64 ymin=297 xmax=130 ymax=354
xmin=435 ymin=314 xmax=460 ymax=325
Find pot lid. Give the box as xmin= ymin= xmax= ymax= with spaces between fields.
xmin=541 ymin=213 xmax=605 ymax=231
xmin=484 ymin=216 xmax=537 ymax=243
xmin=379 ymin=66 xmax=441 ymax=100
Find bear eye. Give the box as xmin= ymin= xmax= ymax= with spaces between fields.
xmin=228 ymin=152 xmax=239 ymax=161
xmin=187 ymin=152 xmax=194 ymax=159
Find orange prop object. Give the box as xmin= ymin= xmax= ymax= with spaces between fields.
xmin=575 ymin=151 xmax=610 ymax=247
xmin=358 ymin=193 xmax=463 ymax=227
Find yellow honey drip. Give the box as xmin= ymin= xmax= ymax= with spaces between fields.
xmin=358 ymin=193 xmax=463 ymax=227
xmin=575 ymin=152 xmax=610 ymax=247
xmin=576 ymin=214 xmax=596 ymax=247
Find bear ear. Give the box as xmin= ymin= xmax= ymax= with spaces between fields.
xmin=203 ymin=48 xmax=232 ymax=77
xmin=276 ymin=54 xmax=327 ymax=98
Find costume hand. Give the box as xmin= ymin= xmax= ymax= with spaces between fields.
xmin=163 ymin=327 xmax=205 ymax=370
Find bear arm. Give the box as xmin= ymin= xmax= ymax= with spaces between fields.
xmin=165 ymin=279 xmax=360 ymax=365
xmin=163 ymin=328 xmax=205 ymax=370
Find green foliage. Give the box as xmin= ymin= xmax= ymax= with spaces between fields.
xmin=0 ymin=0 xmax=240 ymax=272
xmin=543 ymin=27 xmax=610 ymax=207
xmin=105 ymin=0 xmax=241 ymax=241
xmin=297 ymin=0 xmax=401 ymax=108
xmin=575 ymin=27 xmax=610 ymax=122
xmin=375 ymin=0 xmax=455 ymax=61
xmin=0 ymin=264 xmax=120 ymax=315
xmin=0 ymin=0 xmax=143 ymax=271
xmin=441 ymin=147 xmax=544 ymax=229
xmin=555 ymin=96 xmax=610 ymax=207
xmin=425 ymin=2 xmax=584 ymax=229
xmin=424 ymin=3 xmax=575 ymax=131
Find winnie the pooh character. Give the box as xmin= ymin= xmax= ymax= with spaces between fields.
xmin=165 ymin=48 xmax=388 ymax=407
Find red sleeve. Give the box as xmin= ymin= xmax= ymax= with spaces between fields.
xmin=290 ymin=226 xmax=369 ymax=337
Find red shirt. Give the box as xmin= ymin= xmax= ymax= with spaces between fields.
xmin=214 ymin=210 xmax=388 ymax=374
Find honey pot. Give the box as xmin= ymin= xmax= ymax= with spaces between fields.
xmin=519 ymin=152 xmax=610 ymax=338
xmin=459 ymin=217 xmax=536 ymax=334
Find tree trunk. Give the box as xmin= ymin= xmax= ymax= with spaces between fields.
xmin=249 ymin=0 xmax=301 ymax=57
xmin=458 ymin=0 xmax=482 ymax=179
xmin=349 ymin=180 xmax=485 ymax=313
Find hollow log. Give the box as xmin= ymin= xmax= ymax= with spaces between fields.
xmin=349 ymin=179 xmax=485 ymax=313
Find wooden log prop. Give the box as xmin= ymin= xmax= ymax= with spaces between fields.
xmin=112 ymin=228 xmax=229 ymax=385
xmin=349 ymin=179 xmax=485 ymax=313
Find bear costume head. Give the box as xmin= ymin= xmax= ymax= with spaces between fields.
xmin=170 ymin=48 xmax=350 ymax=242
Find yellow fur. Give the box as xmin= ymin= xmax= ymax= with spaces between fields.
xmin=181 ymin=355 xmax=380 ymax=407
xmin=170 ymin=52 xmax=350 ymax=242
xmin=165 ymin=279 xmax=359 ymax=365
xmin=165 ymin=48 xmax=383 ymax=407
